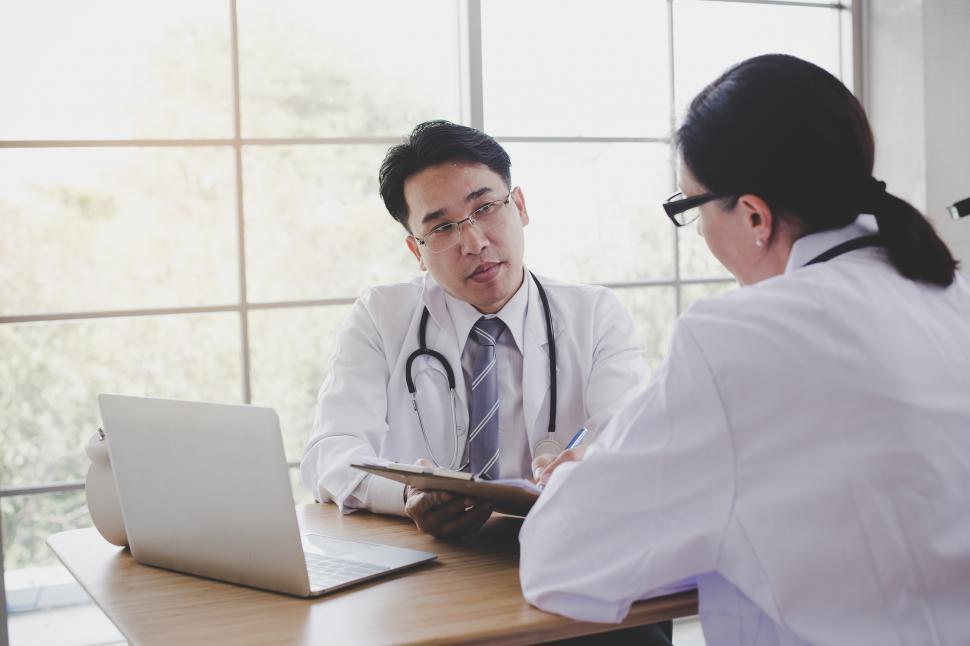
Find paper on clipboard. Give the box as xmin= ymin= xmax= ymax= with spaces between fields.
xmin=350 ymin=461 xmax=541 ymax=517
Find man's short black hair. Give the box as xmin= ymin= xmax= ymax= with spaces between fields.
xmin=378 ymin=120 xmax=512 ymax=231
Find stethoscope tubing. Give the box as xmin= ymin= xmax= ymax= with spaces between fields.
xmin=405 ymin=271 xmax=557 ymax=471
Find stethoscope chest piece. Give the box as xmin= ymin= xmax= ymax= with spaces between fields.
xmin=533 ymin=438 xmax=563 ymax=457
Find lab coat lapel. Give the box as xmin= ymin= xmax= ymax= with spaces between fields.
xmin=522 ymin=277 xmax=563 ymax=447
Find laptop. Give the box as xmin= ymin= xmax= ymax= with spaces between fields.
xmin=96 ymin=393 xmax=436 ymax=598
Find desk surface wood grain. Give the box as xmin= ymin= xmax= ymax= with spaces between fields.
xmin=48 ymin=504 xmax=697 ymax=645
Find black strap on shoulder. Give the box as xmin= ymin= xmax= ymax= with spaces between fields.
xmin=803 ymin=234 xmax=882 ymax=267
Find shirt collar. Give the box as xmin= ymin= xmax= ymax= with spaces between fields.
xmin=443 ymin=268 xmax=530 ymax=354
xmin=784 ymin=214 xmax=879 ymax=273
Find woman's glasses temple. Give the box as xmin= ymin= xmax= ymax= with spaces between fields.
xmin=663 ymin=191 xmax=726 ymax=227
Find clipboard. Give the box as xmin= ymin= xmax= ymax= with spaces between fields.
xmin=351 ymin=462 xmax=541 ymax=516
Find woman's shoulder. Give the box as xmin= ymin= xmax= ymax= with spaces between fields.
xmin=679 ymin=271 xmax=839 ymax=350
xmin=684 ymin=272 xmax=813 ymax=315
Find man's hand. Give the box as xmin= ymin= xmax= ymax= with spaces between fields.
xmin=531 ymin=445 xmax=588 ymax=488
xmin=404 ymin=458 xmax=493 ymax=538
xmin=405 ymin=489 xmax=493 ymax=538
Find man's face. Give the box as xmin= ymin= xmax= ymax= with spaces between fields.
xmin=403 ymin=161 xmax=529 ymax=314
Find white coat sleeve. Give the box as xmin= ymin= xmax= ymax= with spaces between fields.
xmin=582 ymin=288 xmax=649 ymax=436
xmin=299 ymin=293 xmax=407 ymax=516
xmin=519 ymin=319 xmax=735 ymax=623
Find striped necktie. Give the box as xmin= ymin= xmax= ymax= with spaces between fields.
xmin=468 ymin=317 xmax=505 ymax=480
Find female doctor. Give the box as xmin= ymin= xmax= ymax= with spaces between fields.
xmin=521 ymin=54 xmax=970 ymax=645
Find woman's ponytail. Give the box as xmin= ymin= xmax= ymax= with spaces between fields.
xmin=869 ymin=188 xmax=959 ymax=287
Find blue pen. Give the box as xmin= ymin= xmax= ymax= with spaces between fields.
xmin=564 ymin=426 xmax=588 ymax=451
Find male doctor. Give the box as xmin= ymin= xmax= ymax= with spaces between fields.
xmin=300 ymin=120 xmax=647 ymax=538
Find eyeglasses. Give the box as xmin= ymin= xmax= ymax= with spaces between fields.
xmin=662 ymin=191 xmax=726 ymax=227
xmin=412 ymin=189 xmax=514 ymax=253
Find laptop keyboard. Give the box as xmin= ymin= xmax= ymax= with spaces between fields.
xmin=305 ymin=553 xmax=389 ymax=589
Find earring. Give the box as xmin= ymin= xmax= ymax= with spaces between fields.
xmin=755 ymin=238 xmax=764 ymax=247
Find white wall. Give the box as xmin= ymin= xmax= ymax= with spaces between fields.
xmin=867 ymin=0 xmax=970 ymax=266
xmin=923 ymin=0 xmax=970 ymax=265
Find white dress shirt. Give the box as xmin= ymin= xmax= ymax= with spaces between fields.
xmin=444 ymin=276 xmax=533 ymax=479
xmin=520 ymin=216 xmax=970 ymax=646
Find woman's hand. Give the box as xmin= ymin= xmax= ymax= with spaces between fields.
xmin=531 ymin=444 xmax=588 ymax=488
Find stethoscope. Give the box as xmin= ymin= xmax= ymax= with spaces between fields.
xmin=404 ymin=271 xmax=558 ymax=470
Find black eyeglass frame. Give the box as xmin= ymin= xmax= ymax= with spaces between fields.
xmin=662 ymin=191 xmax=728 ymax=227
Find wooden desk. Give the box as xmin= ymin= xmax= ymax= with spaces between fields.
xmin=49 ymin=504 xmax=697 ymax=645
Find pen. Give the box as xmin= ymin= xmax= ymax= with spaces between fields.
xmin=564 ymin=426 xmax=588 ymax=451
xmin=536 ymin=427 xmax=588 ymax=490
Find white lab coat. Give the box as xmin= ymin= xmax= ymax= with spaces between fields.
xmin=301 ymin=272 xmax=647 ymax=516
xmin=520 ymin=216 xmax=970 ymax=646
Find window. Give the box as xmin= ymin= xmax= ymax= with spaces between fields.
xmin=0 ymin=1 xmax=854 ymax=643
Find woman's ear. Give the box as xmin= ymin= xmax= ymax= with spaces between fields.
xmin=736 ymin=193 xmax=774 ymax=247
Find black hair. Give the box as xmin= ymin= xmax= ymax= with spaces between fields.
xmin=378 ymin=120 xmax=512 ymax=231
xmin=677 ymin=54 xmax=958 ymax=287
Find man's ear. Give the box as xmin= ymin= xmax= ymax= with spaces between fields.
xmin=512 ymin=186 xmax=529 ymax=227
xmin=736 ymin=193 xmax=774 ymax=246
xmin=405 ymin=235 xmax=427 ymax=271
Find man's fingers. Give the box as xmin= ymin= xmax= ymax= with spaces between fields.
xmin=408 ymin=490 xmax=454 ymax=515
xmin=435 ymin=502 xmax=494 ymax=537
xmin=406 ymin=490 xmax=470 ymax=534
xmin=420 ymin=498 xmax=468 ymax=527
xmin=406 ymin=488 xmax=494 ymax=537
